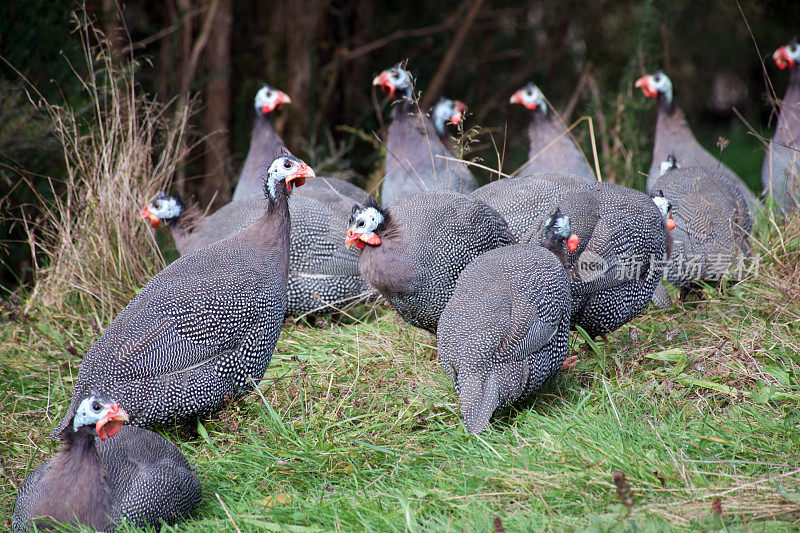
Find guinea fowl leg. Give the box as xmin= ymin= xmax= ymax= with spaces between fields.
xmin=561 ymin=355 xmax=579 ymax=371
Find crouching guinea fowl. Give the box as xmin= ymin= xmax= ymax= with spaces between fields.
xmin=141 ymin=176 xmax=374 ymax=318
xmin=345 ymin=192 xmax=515 ymax=334
xmin=53 ymin=149 xmax=313 ymax=436
xmin=653 ymin=157 xmax=751 ymax=290
xmin=762 ymin=39 xmax=800 ymax=215
xmin=438 ymin=209 xmax=576 ymax=434
xmin=233 ymin=84 xmax=291 ymax=201
xmin=509 ymin=82 xmax=596 ymax=181
xmin=13 ymin=394 xmax=201 ymax=531
xmin=373 ymin=63 xmax=478 ymax=206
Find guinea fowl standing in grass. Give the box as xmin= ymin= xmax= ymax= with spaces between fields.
xmin=653 ymin=156 xmax=752 ymax=291
xmin=14 ymin=395 xmax=201 ymax=532
xmin=373 ymin=63 xmax=478 ymax=206
xmin=509 ymin=82 xmax=595 ymax=181
xmin=437 ymin=209 xmax=577 ymax=434
xmin=473 ymin=174 xmax=669 ymax=338
xmin=141 ymin=177 xmax=374 ymax=318
xmin=345 ymin=192 xmax=515 ymax=334
xmin=53 ymin=150 xmax=313 ymax=436
xmin=232 ymin=84 xmax=291 ymax=201
xmin=762 ymin=39 xmax=800 ymax=214
xmin=635 ymin=71 xmax=758 ymax=212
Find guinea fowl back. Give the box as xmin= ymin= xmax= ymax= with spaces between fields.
xmin=438 ymin=244 xmax=572 ymax=433
xmin=654 ymin=166 xmax=752 ymax=288
xmin=569 ymin=181 xmax=668 ymax=337
xmin=472 ymin=174 xmax=600 ymax=262
xmin=100 ymin=425 xmax=202 ymax=526
xmin=355 ymin=192 xmax=515 ymax=333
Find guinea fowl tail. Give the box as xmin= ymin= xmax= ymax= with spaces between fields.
xmin=460 ymin=373 xmax=500 ymax=435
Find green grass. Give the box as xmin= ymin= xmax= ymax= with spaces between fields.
xmin=3 ymin=238 xmax=800 ymax=532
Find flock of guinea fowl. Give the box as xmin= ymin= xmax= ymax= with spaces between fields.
xmin=11 ymin=38 xmax=800 ymax=531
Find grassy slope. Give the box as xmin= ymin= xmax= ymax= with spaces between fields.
xmin=2 ymin=221 xmax=800 ymax=533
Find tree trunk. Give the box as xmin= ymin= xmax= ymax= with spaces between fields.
xmin=199 ymin=0 xmax=232 ymax=209
xmin=281 ymin=0 xmax=328 ymax=152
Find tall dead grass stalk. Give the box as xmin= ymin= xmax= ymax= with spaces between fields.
xmin=17 ymin=11 xmax=190 ymax=323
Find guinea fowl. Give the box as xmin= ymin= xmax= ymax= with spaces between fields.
xmin=232 ymin=84 xmax=291 ymax=201
xmin=762 ymin=39 xmax=800 ymax=214
xmin=635 ymin=70 xmax=758 ymax=212
xmin=509 ymin=82 xmax=595 ymax=181
xmin=437 ymin=209 xmax=576 ymax=434
xmin=373 ymin=63 xmax=478 ymax=206
xmin=141 ymin=177 xmax=374 ymax=317
xmin=345 ymin=192 xmax=515 ymax=334
xmin=14 ymin=395 xmax=201 ymax=532
xmin=473 ymin=174 xmax=669 ymax=337
xmin=53 ymin=150 xmax=313 ymax=436
xmin=653 ymin=156 xmax=752 ymax=290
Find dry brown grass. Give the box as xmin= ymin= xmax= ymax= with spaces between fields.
xmin=12 ymin=12 xmax=190 ymax=325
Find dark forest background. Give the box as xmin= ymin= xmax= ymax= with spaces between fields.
xmin=1 ymin=0 xmax=798 ymax=292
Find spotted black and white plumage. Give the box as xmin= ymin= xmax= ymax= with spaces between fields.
xmin=347 ymin=192 xmax=515 ymax=334
xmin=510 ymin=82 xmax=595 ymax=181
xmin=653 ymin=162 xmax=752 ymax=288
xmin=762 ymin=39 xmax=800 ymax=215
xmin=373 ymin=64 xmax=478 ymax=207
xmin=635 ymin=71 xmax=758 ymax=213
xmin=14 ymin=395 xmax=201 ymax=532
xmin=233 ymin=84 xmax=291 ymax=201
xmin=437 ymin=210 xmax=574 ymax=433
xmin=473 ymin=174 xmax=669 ymax=337
xmin=142 ymin=177 xmax=375 ymax=317
xmin=53 ymin=152 xmax=311 ymax=435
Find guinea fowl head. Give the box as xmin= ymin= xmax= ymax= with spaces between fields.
xmin=659 ymin=154 xmax=680 ymax=177
xmin=774 ymin=39 xmax=800 ymax=70
xmin=635 ymin=70 xmax=673 ymax=104
xmin=509 ymin=82 xmax=547 ymax=114
xmin=543 ymin=208 xmax=580 ymax=254
xmin=372 ymin=63 xmax=413 ymax=100
xmin=72 ymin=394 xmax=130 ymax=441
xmin=264 ymin=148 xmax=315 ymax=200
xmin=431 ymin=97 xmax=467 ymax=136
xmin=139 ymin=192 xmax=184 ymax=228
xmin=651 ymin=190 xmax=676 ymax=231
xmin=254 ymin=84 xmax=291 ymax=115
xmin=345 ymin=204 xmax=385 ymax=250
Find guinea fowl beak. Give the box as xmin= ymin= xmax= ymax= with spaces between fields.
xmin=286 ymin=163 xmax=315 ymax=191
xmin=666 ymin=214 xmax=676 ymax=231
xmin=261 ymin=92 xmax=291 ymax=115
xmin=774 ymin=47 xmax=794 ymax=70
xmin=139 ymin=205 xmax=160 ymax=228
xmin=635 ymin=76 xmax=657 ymax=98
xmin=372 ymin=72 xmax=396 ymax=99
xmin=96 ymin=403 xmax=129 ymax=441
xmin=449 ymin=111 xmax=463 ymax=125
xmin=567 ymin=234 xmax=580 ymax=253
xmin=345 ymin=229 xmax=365 ymax=250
